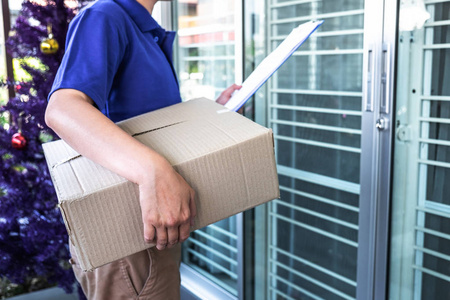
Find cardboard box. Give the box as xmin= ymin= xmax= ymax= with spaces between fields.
xmin=43 ymin=98 xmax=279 ymax=271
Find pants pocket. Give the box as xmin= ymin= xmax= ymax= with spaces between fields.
xmin=119 ymin=249 xmax=152 ymax=297
xmin=137 ymin=249 xmax=154 ymax=297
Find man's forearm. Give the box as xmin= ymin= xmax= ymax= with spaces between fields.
xmin=46 ymin=88 xmax=163 ymax=185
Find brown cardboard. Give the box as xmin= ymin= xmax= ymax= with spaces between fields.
xmin=43 ymin=98 xmax=279 ymax=271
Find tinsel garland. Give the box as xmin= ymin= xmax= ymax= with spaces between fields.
xmin=0 ymin=0 xmax=85 ymax=297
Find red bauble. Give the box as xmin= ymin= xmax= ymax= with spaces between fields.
xmin=11 ymin=132 xmax=27 ymax=149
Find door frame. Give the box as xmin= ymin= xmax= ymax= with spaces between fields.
xmin=357 ymin=0 xmax=399 ymax=299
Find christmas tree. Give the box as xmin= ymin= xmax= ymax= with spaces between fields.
xmin=0 ymin=0 xmax=85 ymax=297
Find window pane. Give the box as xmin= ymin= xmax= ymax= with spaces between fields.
xmin=177 ymin=0 xmax=235 ymax=101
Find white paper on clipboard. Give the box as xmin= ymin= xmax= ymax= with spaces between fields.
xmin=225 ymin=20 xmax=324 ymax=112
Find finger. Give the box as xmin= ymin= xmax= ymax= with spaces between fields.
xmin=179 ymin=222 xmax=191 ymax=243
xmin=142 ymin=214 xmax=155 ymax=242
xmin=167 ymin=226 xmax=179 ymax=248
xmin=216 ymin=84 xmax=242 ymax=105
xmin=222 ymin=84 xmax=241 ymax=98
xmin=189 ymin=189 xmax=197 ymax=227
xmin=155 ymin=226 xmax=168 ymax=250
xmin=144 ymin=224 xmax=155 ymax=243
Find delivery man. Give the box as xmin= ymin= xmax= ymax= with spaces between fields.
xmin=45 ymin=0 xmax=240 ymax=298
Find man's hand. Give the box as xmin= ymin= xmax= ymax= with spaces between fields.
xmin=216 ymin=84 xmax=242 ymax=106
xmin=138 ymin=156 xmax=196 ymax=250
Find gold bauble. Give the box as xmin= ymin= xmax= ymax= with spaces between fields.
xmin=40 ymin=38 xmax=59 ymax=55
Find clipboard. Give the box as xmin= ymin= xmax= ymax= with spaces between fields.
xmin=225 ymin=20 xmax=324 ymax=112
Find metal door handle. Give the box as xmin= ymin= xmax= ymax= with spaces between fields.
xmin=381 ymin=43 xmax=391 ymax=114
xmin=364 ymin=46 xmax=375 ymax=112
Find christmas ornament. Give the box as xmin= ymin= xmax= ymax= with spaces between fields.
xmin=11 ymin=112 xmax=27 ymax=149
xmin=40 ymin=24 xmax=59 ymax=54
xmin=11 ymin=132 xmax=27 ymax=149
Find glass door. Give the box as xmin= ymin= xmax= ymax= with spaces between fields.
xmin=390 ymin=1 xmax=450 ymax=299
xmin=172 ymin=0 xmax=400 ymax=299
xmin=255 ymin=0 xmax=398 ymax=299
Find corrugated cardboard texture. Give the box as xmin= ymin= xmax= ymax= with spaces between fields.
xmin=43 ymin=98 xmax=279 ymax=271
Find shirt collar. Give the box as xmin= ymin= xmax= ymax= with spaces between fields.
xmin=113 ymin=0 xmax=161 ymax=32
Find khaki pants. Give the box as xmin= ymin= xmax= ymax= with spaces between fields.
xmin=69 ymin=242 xmax=181 ymax=300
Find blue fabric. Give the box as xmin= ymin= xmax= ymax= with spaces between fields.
xmin=49 ymin=0 xmax=181 ymax=122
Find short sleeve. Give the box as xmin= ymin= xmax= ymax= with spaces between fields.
xmin=49 ymin=9 xmax=126 ymax=111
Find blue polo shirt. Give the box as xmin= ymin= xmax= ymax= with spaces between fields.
xmin=49 ymin=0 xmax=182 ymax=122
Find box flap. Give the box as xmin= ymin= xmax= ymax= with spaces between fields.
xmin=43 ymin=141 xmax=127 ymax=201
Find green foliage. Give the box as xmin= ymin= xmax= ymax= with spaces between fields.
xmin=39 ymin=131 xmax=54 ymax=143
xmin=0 ymin=89 xmax=7 ymax=106
xmin=189 ymin=61 xmax=199 ymax=74
xmin=13 ymin=57 xmax=48 ymax=82
xmin=0 ymin=111 xmax=9 ymax=128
